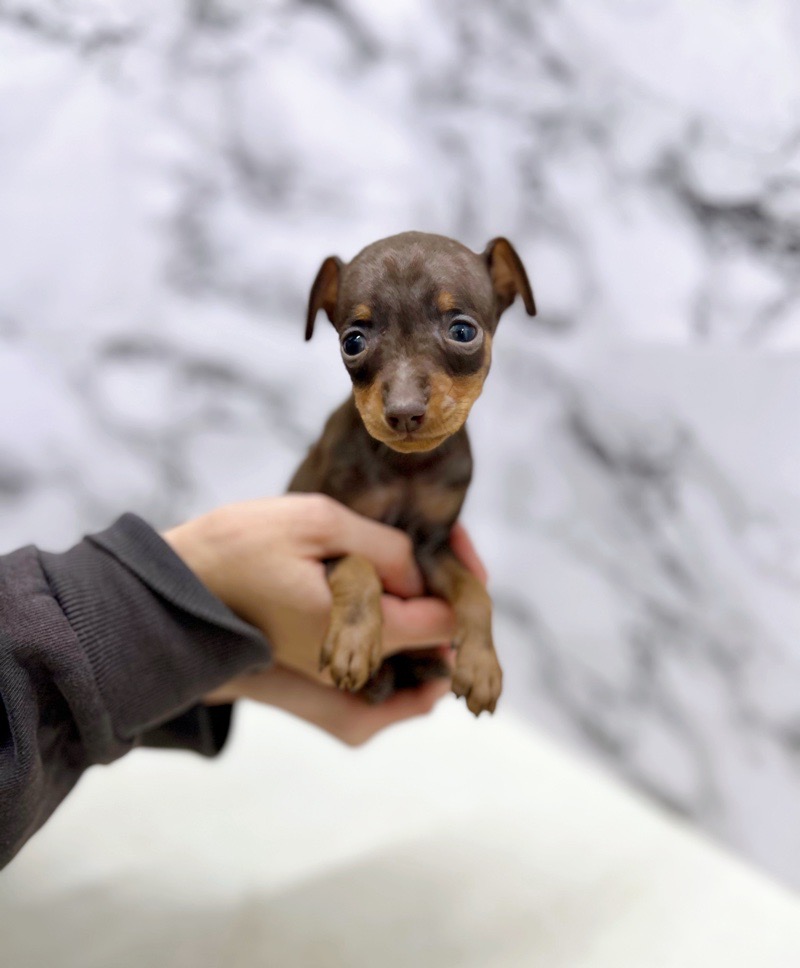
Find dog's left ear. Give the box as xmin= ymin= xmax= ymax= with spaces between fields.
xmin=305 ymin=256 xmax=344 ymax=340
xmin=483 ymin=238 xmax=536 ymax=318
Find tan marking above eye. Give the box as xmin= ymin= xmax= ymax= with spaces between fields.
xmin=352 ymin=303 xmax=372 ymax=321
xmin=437 ymin=291 xmax=457 ymax=313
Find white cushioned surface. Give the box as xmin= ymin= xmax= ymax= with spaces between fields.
xmin=2 ymin=702 xmax=798 ymax=967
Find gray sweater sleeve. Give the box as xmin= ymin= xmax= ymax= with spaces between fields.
xmin=0 ymin=513 xmax=271 ymax=869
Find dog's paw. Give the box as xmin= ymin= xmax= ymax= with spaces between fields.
xmin=452 ymin=645 xmax=502 ymax=716
xmin=320 ymin=614 xmax=382 ymax=692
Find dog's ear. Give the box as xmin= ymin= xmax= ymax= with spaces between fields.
xmin=305 ymin=256 xmax=344 ymax=340
xmin=483 ymin=238 xmax=536 ymax=318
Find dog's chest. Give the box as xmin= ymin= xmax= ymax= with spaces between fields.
xmin=346 ymin=475 xmax=464 ymax=533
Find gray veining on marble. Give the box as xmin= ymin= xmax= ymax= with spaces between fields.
xmin=1 ymin=0 xmax=799 ymax=886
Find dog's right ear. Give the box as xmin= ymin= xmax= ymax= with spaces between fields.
xmin=305 ymin=256 xmax=343 ymax=341
xmin=483 ymin=238 xmax=536 ymax=318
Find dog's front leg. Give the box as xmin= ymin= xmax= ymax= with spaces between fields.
xmin=418 ymin=548 xmax=501 ymax=716
xmin=321 ymin=555 xmax=383 ymax=691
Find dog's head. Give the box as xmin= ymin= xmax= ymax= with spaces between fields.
xmin=305 ymin=231 xmax=535 ymax=453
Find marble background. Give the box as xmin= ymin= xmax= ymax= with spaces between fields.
xmin=1 ymin=0 xmax=799 ymax=887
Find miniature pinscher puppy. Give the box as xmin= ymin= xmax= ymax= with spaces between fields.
xmin=289 ymin=232 xmax=535 ymax=715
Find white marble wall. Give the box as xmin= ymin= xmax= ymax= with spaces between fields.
xmin=1 ymin=0 xmax=799 ymax=886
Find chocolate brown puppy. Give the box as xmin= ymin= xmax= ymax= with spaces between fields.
xmin=289 ymin=231 xmax=535 ymax=715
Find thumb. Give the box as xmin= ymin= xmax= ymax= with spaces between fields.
xmin=310 ymin=499 xmax=424 ymax=598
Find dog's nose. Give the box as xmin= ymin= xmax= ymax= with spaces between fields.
xmin=385 ymin=401 xmax=426 ymax=433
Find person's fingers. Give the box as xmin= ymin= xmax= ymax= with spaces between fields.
xmin=449 ymin=522 xmax=488 ymax=585
xmin=344 ymin=677 xmax=451 ymax=744
xmin=381 ymin=595 xmax=456 ymax=652
xmin=305 ymin=496 xmax=424 ymax=598
xmin=229 ymin=662 xmax=450 ymax=745
xmin=434 ymin=642 xmax=456 ymax=671
xmin=294 ymin=499 xmax=490 ymax=599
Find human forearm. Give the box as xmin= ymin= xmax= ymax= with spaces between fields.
xmin=0 ymin=515 xmax=270 ymax=868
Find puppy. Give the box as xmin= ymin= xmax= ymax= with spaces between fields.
xmin=290 ymin=232 xmax=535 ymax=715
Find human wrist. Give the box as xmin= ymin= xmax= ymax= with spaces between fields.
xmin=162 ymin=507 xmax=233 ymax=606
xmin=40 ymin=512 xmax=269 ymax=750
xmin=203 ymin=676 xmax=243 ymax=705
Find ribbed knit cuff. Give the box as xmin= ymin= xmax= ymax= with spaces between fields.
xmin=39 ymin=514 xmax=271 ymax=755
xmin=139 ymin=703 xmax=235 ymax=758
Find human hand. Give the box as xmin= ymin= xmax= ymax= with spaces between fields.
xmin=204 ymin=656 xmax=454 ymax=746
xmin=163 ymin=495 xmax=487 ymax=743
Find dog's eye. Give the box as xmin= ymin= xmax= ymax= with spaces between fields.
xmin=448 ymin=319 xmax=478 ymax=343
xmin=341 ymin=331 xmax=367 ymax=357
